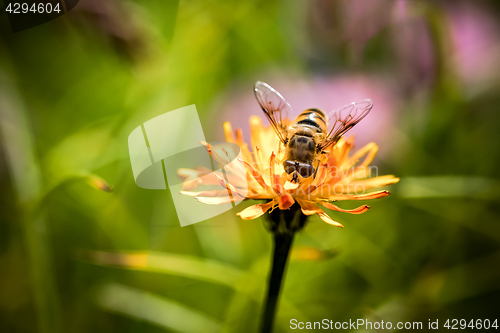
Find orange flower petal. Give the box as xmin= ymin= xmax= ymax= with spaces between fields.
xmin=234 ymin=128 xmax=254 ymax=163
xmin=320 ymin=202 xmax=370 ymax=214
xmin=180 ymin=178 xmax=201 ymax=191
xmin=180 ymin=190 xmax=230 ymax=197
xmin=178 ymin=171 xmax=224 ymax=190
xmin=311 ymin=163 xmax=327 ymax=187
xmin=328 ymin=190 xmax=392 ymax=201
xmin=317 ymin=210 xmax=344 ymax=228
xmin=254 ymin=146 xmax=265 ymax=171
xmin=278 ymin=193 xmax=295 ymax=210
xmin=352 ymin=190 xmax=391 ymax=200
xmin=204 ymin=143 xmax=229 ymax=165
xmin=177 ymin=168 xmax=208 ymax=179
xmin=236 ymin=200 xmax=276 ymax=220
xmin=269 ymin=152 xmax=286 ymax=195
xmin=250 ymin=116 xmax=281 ymax=161
xmin=214 ymin=172 xmax=243 ymax=196
xmin=205 ymin=143 xmax=248 ymax=180
xmin=224 ymin=122 xmax=254 ymax=164
xmin=284 ymin=181 xmax=299 ymax=191
xmin=223 ymin=122 xmax=235 ymax=143
xmin=178 ymin=168 xmax=215 ymax=190
xmin=272 ymin=175 xmax=283 ymax=194
xmin=296 ymin=199 xmax=322 ymax=216
xmin=240 ymin=159 xmax=272 ymax=191
xmin=294 ymin=173 xmax=315 ymax=195
xmin=344 ymin=175 xmax=400 ymax=191
xmin=304 ymin=163 xmax=327 ymax=194
xmin=329 ymin=136 xmax=354 ymax=167
xmin=196 ymin=196 xmax=235 ymax=205
xmin=346 ymin=142 xmax=379 ymax=168
xmin=234 ymin=128 xmax=245 ymax=146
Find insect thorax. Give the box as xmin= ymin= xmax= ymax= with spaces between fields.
xmin=286 ymin=134 xmax=316 ymax=164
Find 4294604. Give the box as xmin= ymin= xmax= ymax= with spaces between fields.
xmin=6 ymin=2 xmax=61 ymax=14
xmin=444 ymin=319 xmax=498 ymax=330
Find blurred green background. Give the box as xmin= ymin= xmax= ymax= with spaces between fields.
xmin=1 ymin=0 xmax=500 ymax=332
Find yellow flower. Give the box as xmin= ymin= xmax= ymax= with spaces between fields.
xmin=178 ymin=116 xmax=399 ymax=227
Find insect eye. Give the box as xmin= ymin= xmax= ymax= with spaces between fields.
xmin=297 ymin=163 xmax=314 ymax=178
xmin=283 ymin=161 xmax=315 ymax=178
xmin=283 ymin=160 xmax=296 ymax=174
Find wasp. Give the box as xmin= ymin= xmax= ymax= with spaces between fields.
xmin=254 ymin=81 xmax=373 ymax=183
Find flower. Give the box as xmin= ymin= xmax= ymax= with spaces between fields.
xmin=178 ymin=116 xmax=399 ymax=228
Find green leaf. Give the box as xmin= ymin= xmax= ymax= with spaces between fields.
xmin=96 ymin=283 xmax=221 ymax=333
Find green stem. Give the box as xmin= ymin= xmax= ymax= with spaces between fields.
xmin=260 ymin=205 xmax=306 ymax=333
xmin=260 ymin=231 xmax=295 ymax=333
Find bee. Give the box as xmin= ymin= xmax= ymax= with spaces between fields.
xmin=254 ymin=81 xmax=373 ymax=183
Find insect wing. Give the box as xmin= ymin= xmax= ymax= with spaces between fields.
xmin=254 ymin=81 xmax=291 ymax=144
xmin=318 ymin=99 xmax=373 ymax=151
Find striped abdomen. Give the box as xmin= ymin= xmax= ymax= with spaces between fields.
xmin=283 ymin=108 xmax=328 ymax=181
xmin=293 ymin=108 xmax=328 ymax=134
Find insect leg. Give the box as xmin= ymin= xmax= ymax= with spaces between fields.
xmin=312 ymin=160 xmax=321 ymax=179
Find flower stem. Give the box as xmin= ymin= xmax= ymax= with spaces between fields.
xmin=260 ymin=204 xmax=306 ymax=333
xmin=260 ymin=231 xmax=295 ymax=333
